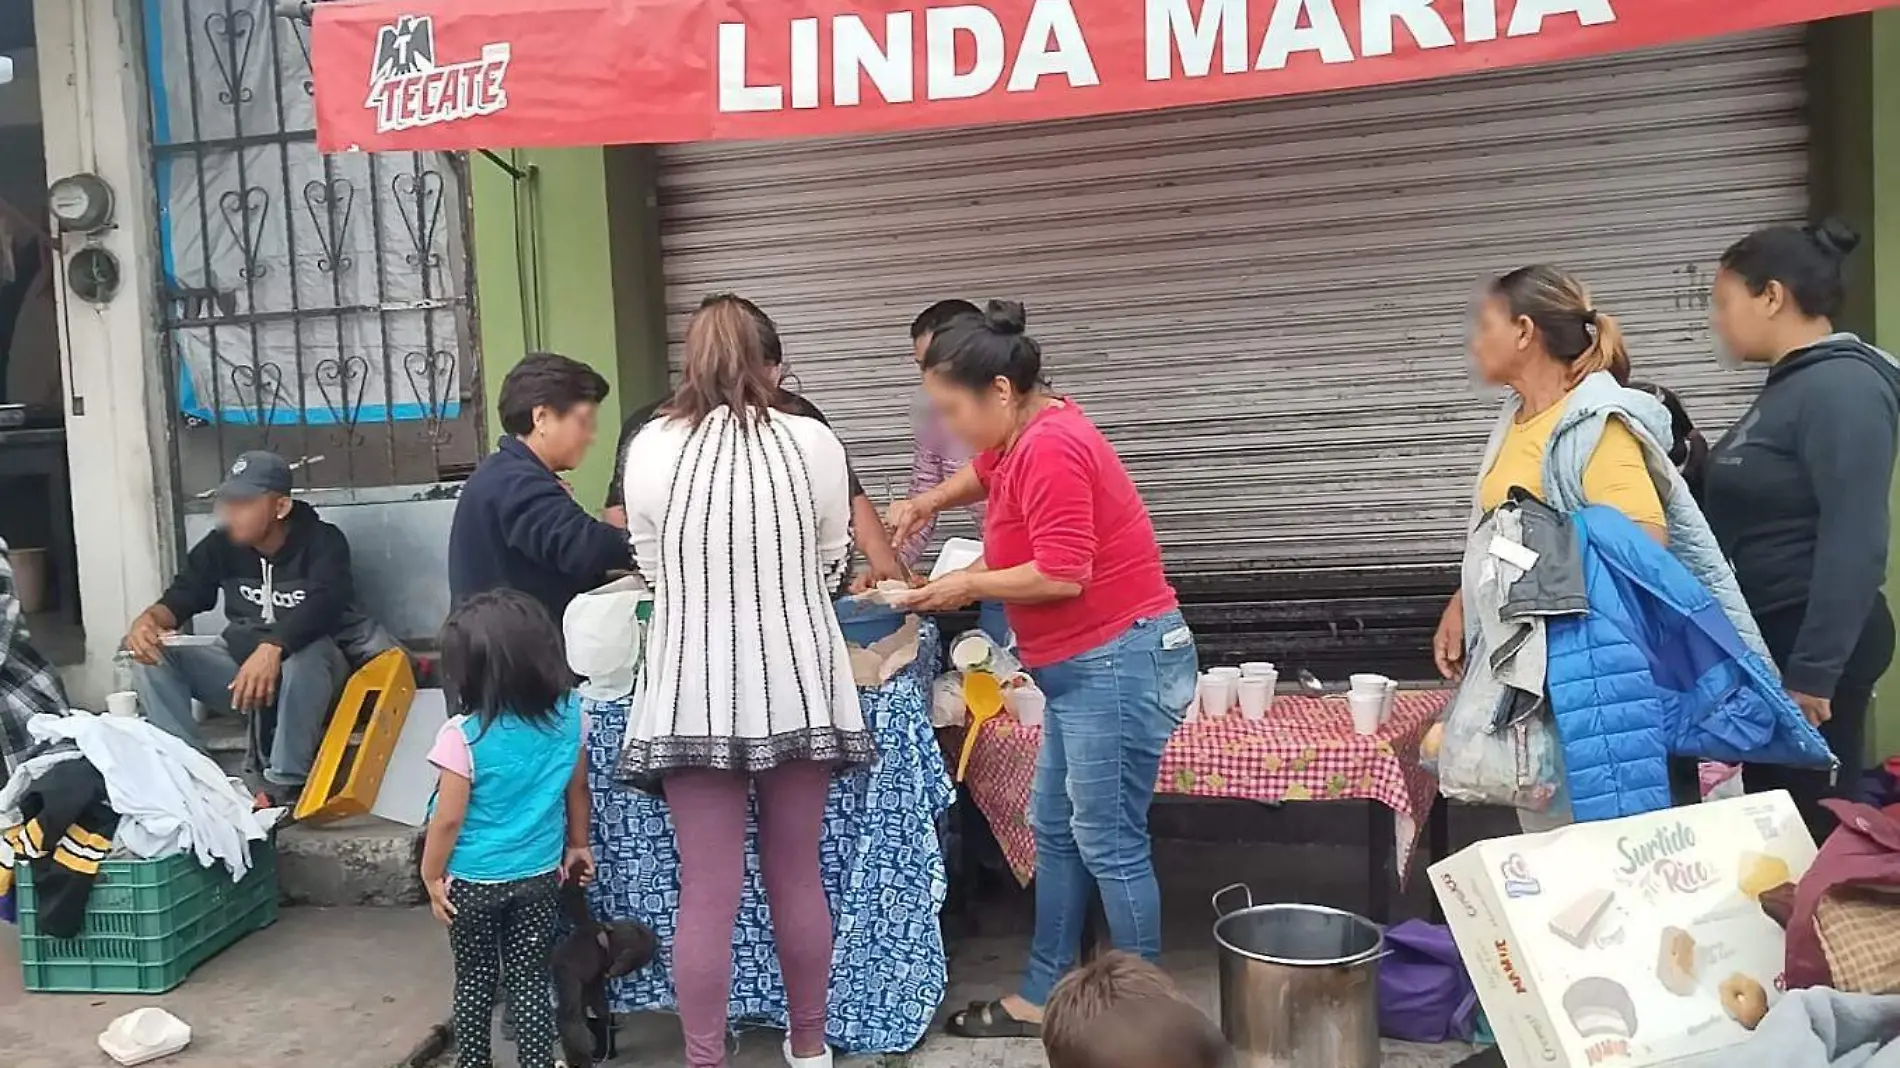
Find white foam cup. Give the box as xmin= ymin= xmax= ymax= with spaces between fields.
xmin=1348 ymin=692 xmax=1384 ymax=736
xmin=1236 ymin=677 xmax=1273 ymax=721
xmin=1006 ymin=685 xmax=1047 ymax=728
xmin=1199 ymin=674 xmax=1237 ymax=717
xmin=1349 ymin=673 xmax=1391 ymax=696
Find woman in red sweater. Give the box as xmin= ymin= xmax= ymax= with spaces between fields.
xmin=889 ymin=301 xmax=1196 ymax=1038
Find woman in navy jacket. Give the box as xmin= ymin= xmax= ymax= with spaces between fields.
xmin=1704 ymin=221 xmax=1900 ymax=841
xmin=448 ymin=352 xmax=631 ymax=625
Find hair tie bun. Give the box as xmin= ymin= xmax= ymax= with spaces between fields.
xmin=1805 ymin=218 xmax=1862 ymax=259
xmin=983 ymin=300 xmax=1028 ymax=336
xmin=1580 ymin=309 xmax=1599 ymax=325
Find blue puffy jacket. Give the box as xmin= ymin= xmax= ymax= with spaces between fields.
xmin=1544 ymin=506 xmax=1834 ymax=822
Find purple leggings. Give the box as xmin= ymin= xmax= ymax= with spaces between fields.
xmin=668 ymin=760 xmax=836 ymax=1068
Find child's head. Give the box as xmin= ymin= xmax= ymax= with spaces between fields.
xmin=1044 ymin=953 xmax=1232 ymax=1068
xmin=439 ymin=590 xmax=571 ymax=729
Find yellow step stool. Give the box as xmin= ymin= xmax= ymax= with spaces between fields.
xmin=293 ymin=648 xmax=417 ymax=824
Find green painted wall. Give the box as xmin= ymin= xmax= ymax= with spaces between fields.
xmin=1872 ymin=12 xmax=1900 ymax=763
xmin=604 ymin=146 xmax=672 ymax=409
xmin=470 ymin=147 xmax=668 ymax=510
xmin=1811 ymin=11 xmax=1900 ymax=762
xmin=1874 ymin=13 xmax=1900 ymax=351
xmin=470 ymin=151 xmax=529 ymax=443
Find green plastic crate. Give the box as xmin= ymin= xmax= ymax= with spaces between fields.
xmin=17 ymin=839 xmax=279 ymax=993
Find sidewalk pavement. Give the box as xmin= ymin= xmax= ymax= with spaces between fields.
xmin=452 ymin=933 xmax=1472 ymax=1068
xmin=1 ymin=907 xmax=1474 ymax=1068
xmin=0 ymin=906 xmax=451 ymax=1068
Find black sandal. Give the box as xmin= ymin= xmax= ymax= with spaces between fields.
xmin=945 ymin=999 xmax=1042 ymax=1039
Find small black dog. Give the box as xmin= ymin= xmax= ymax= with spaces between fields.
xmin=554 ymin=881 xmax=656 ymax=1067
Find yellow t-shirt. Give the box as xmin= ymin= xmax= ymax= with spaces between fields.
xmin=1478 ymin=400 xmax=1666 ymax=527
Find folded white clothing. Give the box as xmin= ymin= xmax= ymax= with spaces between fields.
xmin=26 ymin=712 xmax=266 ymax=880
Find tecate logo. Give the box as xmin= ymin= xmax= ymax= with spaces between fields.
xmin=364 ymin=14 xmax=510 ymax=134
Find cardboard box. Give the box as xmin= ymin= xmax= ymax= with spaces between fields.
xmin=1429 ymin=792 xmax=1816 ymax=1067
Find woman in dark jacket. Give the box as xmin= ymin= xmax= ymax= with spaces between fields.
xmin=448 ymin=352 xmax=630 ymax=625
xmin=1703 ymin=220 xmax=1900 ymax=840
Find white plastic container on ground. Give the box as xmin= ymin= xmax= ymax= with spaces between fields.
xmin=98 ymin=1007 xmax=192 ymax=1066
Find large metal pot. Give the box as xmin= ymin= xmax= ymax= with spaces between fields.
xmin=1211 ymin=886 xmax=1385 ymax=1068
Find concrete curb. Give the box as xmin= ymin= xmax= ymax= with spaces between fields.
xmin=393 ymin=1019 xmax=452 ymax=1068
xmin=278 ymin=821 xmax=427 ymax=907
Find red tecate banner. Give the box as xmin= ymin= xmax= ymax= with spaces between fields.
xmin=311 ymin=0 xmax=1900 ymax=152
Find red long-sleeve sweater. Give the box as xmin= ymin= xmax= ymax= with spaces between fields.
xmin=974 ymin=401 xmax=1177 ymax=668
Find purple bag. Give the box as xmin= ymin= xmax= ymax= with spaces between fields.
xmin=1378 ymin=920 xmax=1479 ymax=1043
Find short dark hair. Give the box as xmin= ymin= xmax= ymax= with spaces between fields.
xmin=910 ymin=299 xmax=981 ymax=340
xmin=1719 ymin=218 xmax=1860 ymax=320
xmin=922 ymin=299 xmax=1047 ymax=395
xmin=1044 ymin=953 xmax=1232 ymax=1068
xmin=496 ymin=352 xmax=610 ymax=437
xmin=703 ymin=293 xmax=784 ymax=365
xmin=439 ymin=589 xmax=572 ymax=735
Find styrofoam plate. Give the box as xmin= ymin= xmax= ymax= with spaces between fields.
xmin=929 ymin=538 xmax=984 ymax=581
xmin=98 ymin=1008 xmax=191 ymax=1066
xmin=160 ymin=633 xmax=221 ymax=648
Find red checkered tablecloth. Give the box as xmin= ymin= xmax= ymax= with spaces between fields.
xmin=962 ymin=691 xmax=1451 ymax=886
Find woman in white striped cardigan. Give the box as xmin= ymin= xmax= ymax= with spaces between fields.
xmin=616 ymin=293 xmax=873 ymax=1068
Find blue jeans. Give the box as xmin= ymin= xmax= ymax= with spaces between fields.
xmin=131 ymin=637 xmax=350 ymax=785
xmin=1019 ymin=611 xmax=1197 ymax=1005
xmin=977 ymin=600 xmax=1010 ymax=647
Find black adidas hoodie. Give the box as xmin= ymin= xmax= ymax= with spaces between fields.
xmin=157 ymin=500 xmax=354 ymax=664
xmin=1703 ymin=334 xmax=1900 ymax=698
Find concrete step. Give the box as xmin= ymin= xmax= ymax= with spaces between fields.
xmin=196 ymin=712 xmax=425 ymax=907
xmin=200 ymin=715 xmax=250 ymax=778
xmin=277 ymin=817 xmax=426 ymax=908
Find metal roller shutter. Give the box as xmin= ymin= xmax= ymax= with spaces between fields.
xmin=654 ymin=29 xmax=1805 ymax=623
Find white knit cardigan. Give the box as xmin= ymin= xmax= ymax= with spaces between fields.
xmin=614 ymin=406 xmax=873 ymax=790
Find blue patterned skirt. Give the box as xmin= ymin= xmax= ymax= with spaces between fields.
xmin=584 ymin=620 xmax=953 ymax=1054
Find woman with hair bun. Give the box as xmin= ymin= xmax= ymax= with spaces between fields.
xmin=886 ymin=301 xmax=1195 ymax=1040
xmin=1704 ymin=219 xmax=1900 ymax=840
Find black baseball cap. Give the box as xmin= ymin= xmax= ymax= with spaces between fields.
xmin=216 ymin=451 xmax=293 ymax=500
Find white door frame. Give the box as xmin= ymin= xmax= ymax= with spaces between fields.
xmin=33 ymin=0 xmax=173 ymax=704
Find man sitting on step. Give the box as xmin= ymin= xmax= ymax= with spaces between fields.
xmin=121 ymin=450 xmax=394 ymax=805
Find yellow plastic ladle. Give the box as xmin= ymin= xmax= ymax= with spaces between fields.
xmin=956 ymin=669 xmax=1007 ymax=781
